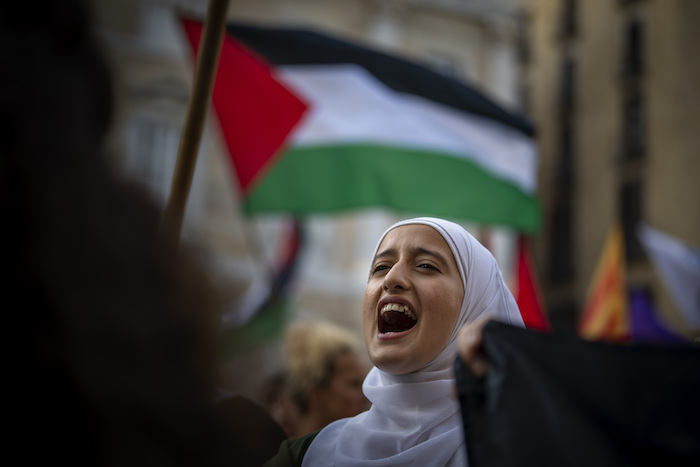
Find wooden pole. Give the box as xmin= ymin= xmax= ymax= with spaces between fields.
xmin=163 ymin=0 xmax=231 ymax=246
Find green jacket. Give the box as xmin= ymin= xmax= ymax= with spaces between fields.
xmin=263 ymin=431 xmax=319 ymax=467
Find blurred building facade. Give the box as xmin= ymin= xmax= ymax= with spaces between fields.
xmin=522 ymin=0 xmax=700 ymax=336
xmin=88 ymin=0 xmax=528 ymax=400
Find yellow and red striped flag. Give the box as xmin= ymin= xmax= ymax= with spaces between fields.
xmin=578 ymin=223 xmax=629 ymax=341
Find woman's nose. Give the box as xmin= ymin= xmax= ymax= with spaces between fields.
xmin=383 ymin=262 xmax=410 ymax=291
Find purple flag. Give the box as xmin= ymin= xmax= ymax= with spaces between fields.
xmin=629 ymin=287 xmax=688 ymax=344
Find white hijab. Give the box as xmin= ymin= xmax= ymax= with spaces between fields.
xmin=302 ymin=217 xmax=524 ymax=467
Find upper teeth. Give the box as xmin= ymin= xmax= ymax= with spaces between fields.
xmin=380 ymin=303 xmax=416 ymax=320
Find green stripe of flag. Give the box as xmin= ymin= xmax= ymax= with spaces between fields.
xmin=245 ymin=144 xmax=540 ymax=233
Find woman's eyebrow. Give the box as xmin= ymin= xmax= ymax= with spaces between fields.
xmin=413 ymin=247 xmax=449 ymax=265
xmin=373 ymin=248 xmax=397 ymax=262
xmin=374 ymin=247 xmax=449 ymax=265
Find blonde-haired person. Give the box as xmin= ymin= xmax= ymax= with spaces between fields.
xmin=283 ymin=321 xmax=370 ymax=438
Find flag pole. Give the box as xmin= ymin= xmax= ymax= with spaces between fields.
xmin=163 ymin=0 xmax=230 ymax=245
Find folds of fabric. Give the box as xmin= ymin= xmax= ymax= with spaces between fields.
xmin=455 ymin=321 xmax=700 ymax=467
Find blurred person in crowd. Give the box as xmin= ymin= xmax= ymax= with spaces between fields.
xmin=262 ymin=371 xmax=302 ymax=438
xmin=282 ymin=321 xmax=369 ymax=439
xmin=213 ymin=388 xmax=288 ymax=465
xmin=264 ymin=217 xmax=524 ymax=466
xmin=1 ymin=0 xmax=283 ymax=465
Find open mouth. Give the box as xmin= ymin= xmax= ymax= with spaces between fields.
xmin=379 ymin=303 xmax=417 ymax=334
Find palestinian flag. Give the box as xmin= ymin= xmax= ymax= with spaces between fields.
xmin=181 ymin=19 xmax=540 ymax=232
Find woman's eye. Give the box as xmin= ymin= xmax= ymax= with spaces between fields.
xmin=418 ymin=264 xmax=438 ymax=271
xmin=372 ymin=265 xmax=390 ymax=273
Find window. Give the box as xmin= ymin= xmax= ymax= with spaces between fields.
xmin=557 ymin=120 xmax=574 ymax=183
xmin=619 ymin=16 xmax=645 ymax=160
xmin=620 ymin=85 xmax=645 ymax=159
xmin=559 ymin=55 xmax=576 ymax=111
xmin=517 ymin=11 xmax=531 ymax=65
xmin=548 ymin=203 xmax=575 ymax=282
xmin=556 ymin=54 xmax=576 ymax=184
xmin=559 ymin=0 xmax=577 ymax=38
xmin=623 ymin=18 xmax=644 ymax=76
xmin=620 ymin=178 xmax=645 ymax=261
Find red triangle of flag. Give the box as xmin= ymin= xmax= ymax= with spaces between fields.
xmin=180 ymin=18 xmax=309 ymax=194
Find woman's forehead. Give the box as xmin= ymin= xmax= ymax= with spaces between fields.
xmin=377 ymin=224 xmax=454 ymax=259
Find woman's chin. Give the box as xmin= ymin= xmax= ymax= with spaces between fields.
xmin=369 ymin=347 xmax=422 ymax=375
